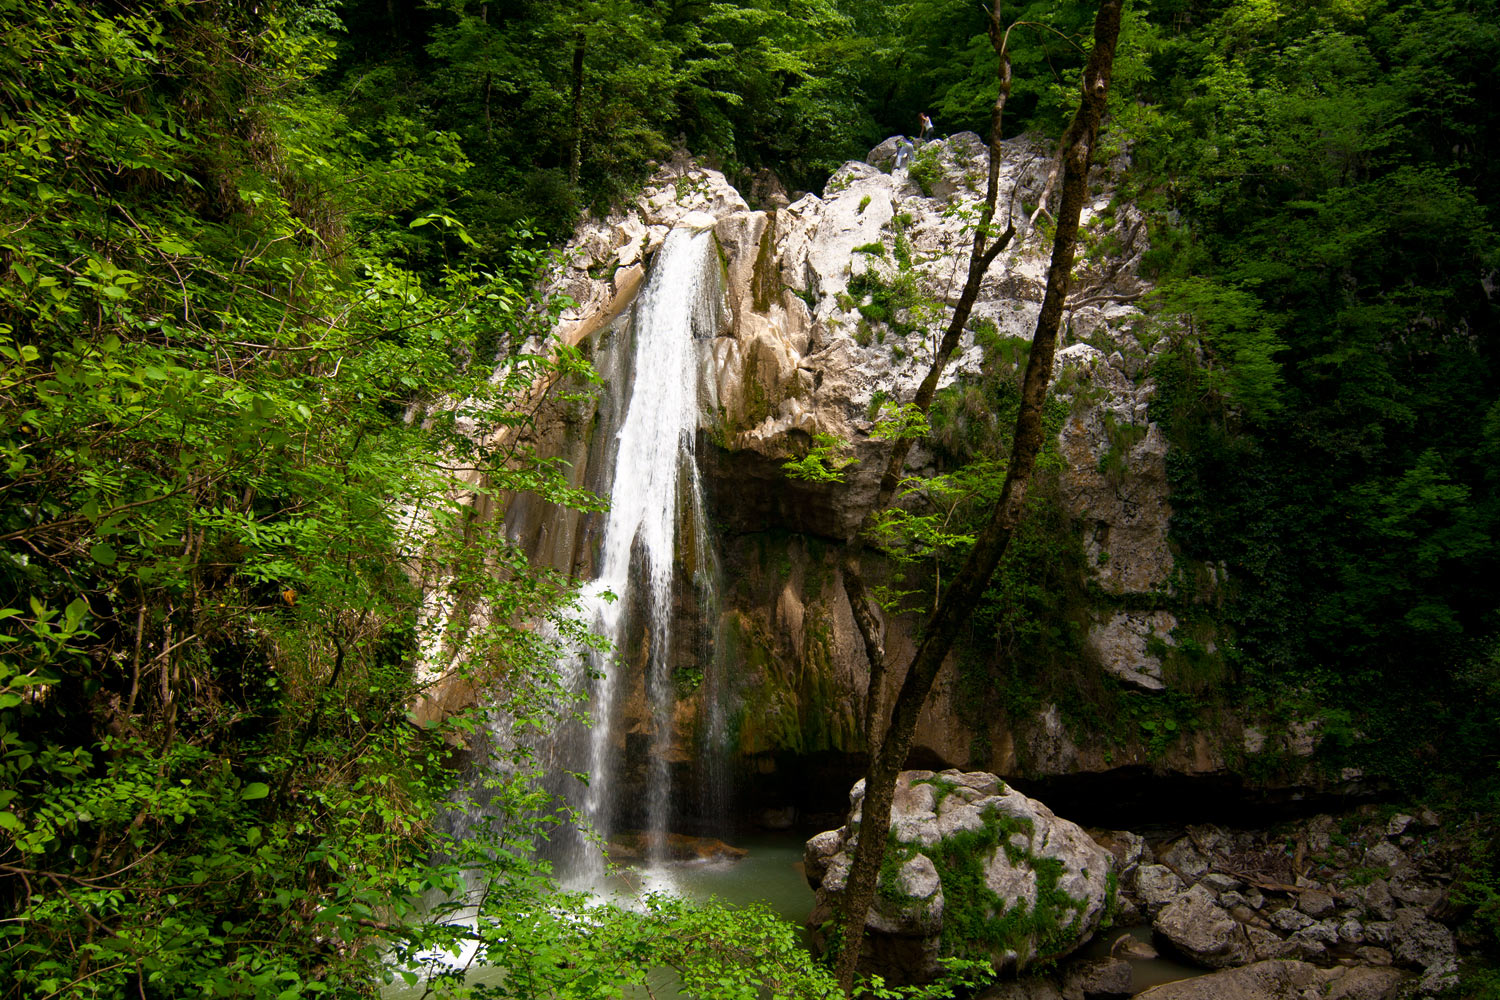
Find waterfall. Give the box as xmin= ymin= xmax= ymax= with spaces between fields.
xmin=555 ymin=223 xmax=725 ymax=882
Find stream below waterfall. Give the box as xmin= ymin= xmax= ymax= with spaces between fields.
xmin=380 ymin=833 xmax=812 ymax=998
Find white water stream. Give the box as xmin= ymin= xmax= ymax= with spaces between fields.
xmin=560 ymin=223 xmax=723 ymax=882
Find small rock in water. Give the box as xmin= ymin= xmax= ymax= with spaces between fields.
xmin=1110 ymin=930 xmax=1159 ymax=961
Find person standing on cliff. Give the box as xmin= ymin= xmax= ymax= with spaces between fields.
xmin=918 ymin=112 xmax=933 ymax=141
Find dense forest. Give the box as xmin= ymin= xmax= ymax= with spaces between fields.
xmin=1 ymin=0 xmax=1497 ymax=997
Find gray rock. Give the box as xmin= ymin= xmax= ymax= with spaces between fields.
xmin=1364 ymin=841 xmax=1411 ymax=876
xmin=1187 ymin=824 xmax=1228 ymax=854
xmin=1154 ymin=884 xmax=1254 ymax=968
xmin=1162 ymin=837 xmax=1211 ymax=880
xmin=1203 ymin=872 xmax=1243 ymax=893
xmin=807 ymin=770 xmax=1114 ymax=984
xmin=1285 ymin=921 xmax=1339 ymax=962
xmin=1135 ymin=864 xmax=1186 ymax=913
xmin=1353 ymin=878 xmax=1396 ymax=920
xmin=1354 ymin=945 xmax=1392 ymax=966
xmin=1271 ymin=907 xmax=1316 ymax=933
xmin=1246 ymin=925 xmax=1291 ymax=961
xmin=1064 ymin=957 xmax=1133 ymax=999
xmin=866 ymin=136 xmax=903 ymax=170
xmin=803 ymin=827 xmax=843 ymax=888
xmin=1091 ymin=829 xmax=1147 ymax=880
xmin=1109 ymin=930 xmax=1158 ymax=960
xmin=1131 ymin=960 xmax=1322 ymax=1000
xmin=1387 ymin=907 xmax=1456 ymax=971
xmin=1385 ymin=814 xmax=1415 ymax=839
xmin=1298 ymin=889 xmax=1336 ymax=918
xmin=1087 ymin=611 xmax=1172 ymax=691
xmin=1298 ymin=921 xmax=1340 ymax=946
xmin=1389 ymin=879 xmax=1440 ymax=908
xmin=899 ymin=852 xmax=942 ymax=899
xmin=1415 ymin=958 xmax=1458 ymax=995
xmin=1229 ymin=903 xmax=1268 ymax=928
xmin=1338 ymin=917 xmax=1365 ymax=944
xmin=1306 ymin=815 xmax=1336 ymax=854
xmin=1324 ymin=966 xmax=1407 ymax=1000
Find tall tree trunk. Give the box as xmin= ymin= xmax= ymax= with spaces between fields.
xmin=569 ymin=31 xmax=586 ymax=187
xmin=832 ymin=2 xmax=1123 ymax=991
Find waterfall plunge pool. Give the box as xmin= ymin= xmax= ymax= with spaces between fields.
xmin=380 ymin=831 xmax=813 ymax=997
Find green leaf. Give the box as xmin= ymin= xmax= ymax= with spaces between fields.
xmin=242 ymin=782 xmax=270 ymax=801
xmin=88 ymin=542 xmax=117 ymax=566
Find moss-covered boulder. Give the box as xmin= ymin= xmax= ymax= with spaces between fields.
xmin=805 ymin=769 xmax=1116 ymax=984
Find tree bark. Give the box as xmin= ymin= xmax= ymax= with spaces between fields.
xmin=569 ymin=31 xmax=586 ymax=187
xmin=832 ymin=2 xmax=1123 ymax=991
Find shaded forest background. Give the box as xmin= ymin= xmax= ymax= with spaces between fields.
xmin=2 ymin=0 xmax=1498 ymax=995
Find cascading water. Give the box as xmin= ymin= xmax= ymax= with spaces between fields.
xmin=550 ymin=222 xmax=727 ymax=883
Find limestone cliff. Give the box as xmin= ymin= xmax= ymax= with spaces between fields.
xmin=498 ymin=135 xmax=1347 ymax=816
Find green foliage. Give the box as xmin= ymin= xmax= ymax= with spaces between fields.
xmin=921 ymin=805 xmax=1086 ymax=964
xmin=1096 ymin=412 xmax=1148 ymax=487
xmin=0 ymin=3 xmax=974 ymax=997
xmin=907 ymin=145 xmax=944 ymax=197
xmin=333 ymin=0 xmax=885 ymax=246
xmin=848 ymin=267 xmax=925 ymax=341
xmin=783 ymin=432 xmax=857 ymax=484
xmin=1114 ymin=0 xmax=1500 ymax=804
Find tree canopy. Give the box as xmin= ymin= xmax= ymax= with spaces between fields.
xmin=5 ymin=0 xmax=1500 ymax=993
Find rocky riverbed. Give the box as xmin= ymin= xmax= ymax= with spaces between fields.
xmin=808 ymin=770 xmax=1465 ymax=999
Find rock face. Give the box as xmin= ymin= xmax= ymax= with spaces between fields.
xmin=804 ymin=770 xmax=1114 ymax=984
xmin=453 ymin=131 xmax=1379 ymax=809
xmin=502 ymin=132 xmax=1221 ymax=791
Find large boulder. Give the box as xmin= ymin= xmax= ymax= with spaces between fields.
xmin=806 ymin=769 xmax=1115 ymax=984
xmin=1153 ymin=883 xmax=1254 ymax=968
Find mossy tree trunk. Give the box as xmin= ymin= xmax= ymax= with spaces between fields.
xmin=832 ymin=2 xmax=1124 ymax=991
